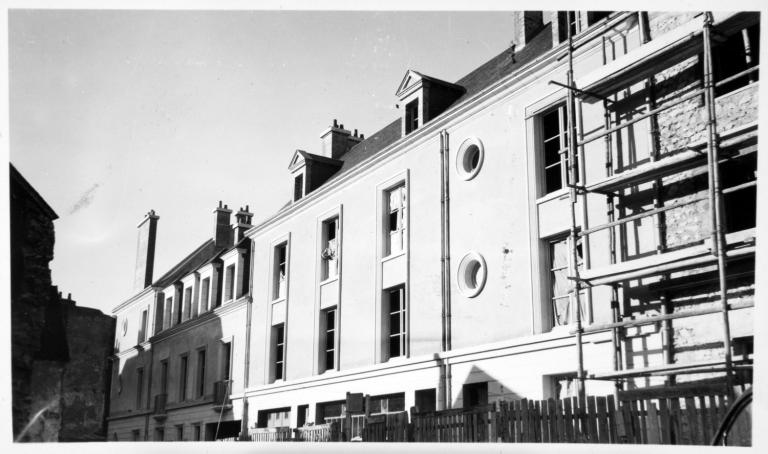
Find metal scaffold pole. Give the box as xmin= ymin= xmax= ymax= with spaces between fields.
xmin=701 ymin=11 xmax=734 ymax=397
xmin=564 ymin=11 xmax=586 ymax=403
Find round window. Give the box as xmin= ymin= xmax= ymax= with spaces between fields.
xmin=456 ymin=137 xmax=485 ymax=181
xmin=457 ymin=252 xmax=487 ymax=298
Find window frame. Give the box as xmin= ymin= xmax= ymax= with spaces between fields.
xmin=271 ymin=323 xmax=286 ymax=382
xmin=538 ymin=103 xmax=578 ymax=197
xmin=385 ymin=285 xmax=407 ymax=361
xmin=272 ymin=242 xmax=288 ymax=301
xmin=196 ymin=347 xmax=207 ymax=398
xmin=178 ymin=353 xmax=189 ymax=402
xmin=320 ymin=216 xmax=340 ymax=282
xmin=384 ymin=184 xmax=408 ymax=257
xmin=320 ymin=307 xmax=337 ymax=373
xmin=136 ymin=367 xmax=144 ymax=409
xmin=546 ymin=234 xmax=585 ymax=329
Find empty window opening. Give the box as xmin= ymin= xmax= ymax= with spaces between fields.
xmin=179 ymin=354 xmax=189 ymax=401
xmin=183 ymin=287 xmax=192 ymax=320
xmin=415 ymin=388 xmax=437 ymax=413
xmin=222 ymin=341 xmax=232 ymax=382
xmin=136 ymin=368 xmax=144 ymax=409
xmin=462 ymin=382 xmax=488 ymax=409
xmin=196 ymin=349 xmax=206 ymax=398
xmin=160 ymin=359 xmax=169 ymax=395
xmin=557 ymin=11 xmax=580 ymax=43
xmin=272 ymin=323 xmax=285 ymax=381
xmin=714 ymin=24 xmax=760 ymax=96
xmin=405 ymin=99 xmax=419 ymax=134
xmin=321 ymin=308 xmax=337 ymax=372
xmin=386 ymin=285 xmax=406 ymax=360
xmin=138 ymin=309 xmax=148 ymax=343
xmin=369 ymin=393 xmax=405 ymax=415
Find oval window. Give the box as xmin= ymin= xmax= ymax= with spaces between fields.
xmin=457 ymin=252 xmax=487 ymax=298
xmin=456 ymin=137 xmax=485 ymax=181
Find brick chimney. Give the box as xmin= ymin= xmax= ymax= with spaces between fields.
xmin=134 ymin=209 xmax=159 ymax=293
xmin=319 ymin=119 xmax=363 ymax=160
xmin=511 ymin=11 xmax=544 ymax=49
xmin=213 ymin=201 xmax=233 ymax=248
xmin=234 ymin=205 xmax=254 ymax=243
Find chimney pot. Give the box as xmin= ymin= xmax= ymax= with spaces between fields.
xmin=361 ymin=134 xmax=365 ymax=139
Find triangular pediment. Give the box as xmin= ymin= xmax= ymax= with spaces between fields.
xmin=396 ymin=69 xmax=425 ymax=97
xmin=288 ymin=149 xmax=309 ymax=171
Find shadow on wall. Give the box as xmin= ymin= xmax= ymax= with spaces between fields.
xmin=109 ymin=310 xmax=241 ymax=442
xmin=452 ymin=365 xmax=523 ymax=410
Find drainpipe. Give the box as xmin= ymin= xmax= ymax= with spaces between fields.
xmin=439 ymin=129 xmax=453 ymax=409
xmin=240 ymin=239 xmax=255 ymax=439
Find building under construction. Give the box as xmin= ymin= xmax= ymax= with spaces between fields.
xmin=106 ymin=10 xmax=758 ymax=444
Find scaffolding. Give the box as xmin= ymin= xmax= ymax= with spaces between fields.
xmin=556 ymin=11 xmax=758 ymax=401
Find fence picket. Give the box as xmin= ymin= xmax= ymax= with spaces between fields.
xmin=587 ymin=396 xmax=598 ymax=443
xmin=596 ymin=396 xmax=608 ymax=443
xmin=646 ymin=401 xmax=660 ymax=444
xmin=684 ymin=397 xmax=698 ymax=444
xmin=606 ymin=395 xmax=617 ymax=443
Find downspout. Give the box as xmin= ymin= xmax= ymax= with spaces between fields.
xmin=440 ymin=129 xmax=452 ymax=409
xmin=240 ymin=239 xmax=255 ymax=439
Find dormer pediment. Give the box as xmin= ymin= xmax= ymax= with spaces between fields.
xmin=288 ymin=150 xmax=310 ymax=172
xmin=396 ymin=69 xmax=426 ymax=98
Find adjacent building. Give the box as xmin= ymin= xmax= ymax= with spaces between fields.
xmin=106 ymin=10 xmax=758 ymax=441
xmin=11 ymin=164 xmax=116 ymax=442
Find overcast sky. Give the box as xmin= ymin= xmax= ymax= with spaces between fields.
xmin=9 ymin=9 xmax=520 ymax=315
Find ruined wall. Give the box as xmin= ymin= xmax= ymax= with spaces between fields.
xmin=11 ymin=165 xmax=116 ymax=441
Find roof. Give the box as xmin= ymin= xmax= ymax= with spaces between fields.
xmin=9 ymin=163 xmax=59 ymax=220
xmin=152 ymin=239 xmax=222 ymax=289
xmin=323 ymin=22 xmax=554 ymax=187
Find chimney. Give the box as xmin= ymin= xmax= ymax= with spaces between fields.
xmin=234 ymin=205 xmax=254 ymax=243
xmin=134 ymin=209 xmax=159 ymax=293
xmin=319 ymin=119 xmax=362 ymax=160
xmin=213 ymin=201 xmax=233 ymax=248
xmin=511 ymin=11 xmax=544 ymax=49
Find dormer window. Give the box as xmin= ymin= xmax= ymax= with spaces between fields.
xmin=395 ymin=70 xmax=464 ymax=138
xmin=405 ymin=100 xmax=419 ymax=135
xmin=294 ymin=174 xmax=304 ymax=202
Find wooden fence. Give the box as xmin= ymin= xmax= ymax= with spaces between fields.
xmin=245 ymin=392 xmax=735 ymax=445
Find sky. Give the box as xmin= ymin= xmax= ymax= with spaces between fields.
xmin=9 ymin=8 xmax=520 ymax=315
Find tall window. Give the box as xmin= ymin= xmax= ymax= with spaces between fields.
xmin=273 ymin=243 xmax=288 ymax=300
xmin=196 ymin=349 xmax=206 ymax=398
xmin=294 ymin=174 xmax=304 ymax=201
xmin=183 ymin=287 xmax=192 ymax=320
xmin=386 ymin=286 xmax=406 ymax=360
xmin=222 ymin=341 xmax=232 ymax=382
xmin=386 ymin=185 xmax=407 ymax=256
xmin=224 ymin=265 xmax=235 ymax=302
xmin=176 ymin=425 xmax=184 ymax=442
xmin=272 ymin=323 xmax=285 ymax=381
xmin=138 ymin=309 xmax=148 ymax=343
xmin=540 ymin=104 xmax=577 ymax=195
xmin=549 ymin=236 xmax=584 ymax=327
xmin=405 ymin=99 xmax=419 ymax=134
xmin=164 ymin=296 xmax=172 ymax=329
xmin=321 ymin=308 xmax=337 ymax=372
xmin=154 ymin=427 xmax=164 ymax=441
xmin=160 ymin=359 xmax=169 ymax=395
xmin=179 ymin=354 xmax=189 ymax=401
xmin=136 ymin=368 xmax=144 ymax=409
xmin=175 ymin=290 xmax=183 ymax=325
xmin=200 ymin=277 xmax=210 ymax=313
xmin=321 ymin=217 xmax=339 ymax=280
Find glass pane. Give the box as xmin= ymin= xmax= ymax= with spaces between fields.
xmin=389 ymin=336 xmax=401 ymax=358
xmin=545 ymin=165 xmax=563 ymax=193
xmin=326 ymin=310 xmax=335 ymax=327
xmin=389 ymin=291 xmax=401 ymax=312
xmin=389 ymin=211 xmax=399 ymax=231
xmin=389 ymin=395 xmax=405 ymax=411
xmin=389 ymin=312 xmax=401 ymax=333
xmin=552 ymin=268 xmax=570 ymax=298
xmin=325 ymin=330 xmax=335 ymax=349
xmin=276 ymin=345 xmax=283 ymax=358
xmin=551 ymin=239 xmax=569 ymax=269
xmin=325 ymin=351 xmax=335 ymax=370
xmin=542 ymin=110 xmax=560 ymax=140
xmin=544 ymin=137 xmax=562 ymax=166
xmin=553 ymin=296 xmax=571 ymax=326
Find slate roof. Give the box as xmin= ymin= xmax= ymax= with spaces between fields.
xmin=149 ymin=23 xmax=555 ymax=290
xmin=152 ymin=239 xmax=221 ymax=289
xmin=284 ymin=22 xmax=554 ymax=197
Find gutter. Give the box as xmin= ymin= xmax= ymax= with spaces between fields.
xmin=439 ymin=129 xmax=453 ymax=409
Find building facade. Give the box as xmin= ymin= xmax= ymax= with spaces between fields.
xmin=106 ymin=10 xmax=758 ymax=441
